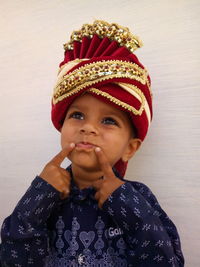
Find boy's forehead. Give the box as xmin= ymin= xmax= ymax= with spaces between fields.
xmin=69 ymin=93 xmax=129 ymax=118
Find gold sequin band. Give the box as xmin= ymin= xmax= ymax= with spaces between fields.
xmin=63 ymin=20 xmax=143 ymax=53
xmin=56 ymin=59 xmax=89 ymax=86
xmin=53 ymin=60 xmax=150 ymax=104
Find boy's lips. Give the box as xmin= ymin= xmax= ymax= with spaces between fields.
xmin=75 ymin=142 xmax=97 ymax=150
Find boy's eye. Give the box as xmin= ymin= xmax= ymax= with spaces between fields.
xmin=69 ymin=111 xmax=84 ymax=120
xmin=102 ymin=117 xmax=118 ymax=126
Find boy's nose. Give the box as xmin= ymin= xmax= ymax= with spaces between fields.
xmin=80 ymin=123 xmax=98 ymax=135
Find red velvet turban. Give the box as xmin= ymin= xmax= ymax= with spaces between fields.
xmin=51 ymin=20 xmax=153 ymax=176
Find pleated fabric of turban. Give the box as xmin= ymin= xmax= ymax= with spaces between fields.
xmin=51 ymin=20 xmax=153 ymax=176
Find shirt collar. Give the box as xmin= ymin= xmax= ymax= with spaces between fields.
xmin=66 ymin=165 xmax=96 ymax=203
xmin=65 ymin=165 xmax=123 ymax=203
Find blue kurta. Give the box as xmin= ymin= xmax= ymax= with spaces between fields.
xmin=0 ymin=167 xmax=184 ymax=266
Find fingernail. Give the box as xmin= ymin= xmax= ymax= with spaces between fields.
xmin=70 ymin=143 xmax=75 ymax=148
xmin=95 ymin=147 xmax=101 ymax=152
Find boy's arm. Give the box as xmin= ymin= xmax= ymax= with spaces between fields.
xmin=0 ymin=176 xmax=61 ymax=266
xmin=103 ymin=181 xmax=184 ymax=267
xmin=0 ymin=145 xmax=74 ymax=266
xmin=93 ymin=148 xmax=184 ymax=267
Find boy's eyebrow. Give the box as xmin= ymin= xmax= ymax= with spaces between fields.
xmin=68 ymin=104 xmax=82 ymax=110
xmin=68 ymin=103 xmax=128 ymax=122
xmin=70 ymin=105 xmax=120 ymax=116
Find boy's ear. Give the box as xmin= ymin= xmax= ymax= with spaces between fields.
xmin=121 ymin=138 xmax=142 ymax=162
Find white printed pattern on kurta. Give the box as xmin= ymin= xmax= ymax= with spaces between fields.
xmin=0 ymin=176 xmax=184 ymax=266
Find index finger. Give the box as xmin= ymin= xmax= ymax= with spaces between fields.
xmin=94 ymin=147 xmax=115 ymax=178
xmin=50 ymin=143 xmax=75 ymax=166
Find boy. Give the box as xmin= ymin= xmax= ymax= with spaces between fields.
xmin=0 ymin=20 xmax=184 ymax=266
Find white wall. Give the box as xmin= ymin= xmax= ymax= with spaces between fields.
xmin=0 ymin=0 xmax=199 ymax=266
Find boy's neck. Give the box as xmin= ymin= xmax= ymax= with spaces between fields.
xmin=71 ymin=164 xmax=103 ymax=190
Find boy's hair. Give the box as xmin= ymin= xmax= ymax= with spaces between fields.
xmin=51 ymin=20 xmax=153 ymax=176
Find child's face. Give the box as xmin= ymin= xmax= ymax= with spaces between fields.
xmin=61 ymin=93 xmax=140 ymax=172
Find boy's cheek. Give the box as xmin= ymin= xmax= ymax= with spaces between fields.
xmin=60 ymin=136 xmax=74 ymax=149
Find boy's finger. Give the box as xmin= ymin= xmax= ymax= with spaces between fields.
xmin=60 ymin=188 xmax=70 ymax=199
xmin=94 ymin=147 xmax=115 ymax=179
xmin=94 ymin=191 xmax=100 ymax=201
xmin=50 ymin=143 xmax=75 ymax=166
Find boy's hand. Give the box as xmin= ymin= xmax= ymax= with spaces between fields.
xmin=92 ymin=148 xmax=125 ymax=209
xmin=39 ymin=143 xmax=75 ymax=199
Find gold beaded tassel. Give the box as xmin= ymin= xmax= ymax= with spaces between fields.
xmin=63 ymin=20 xmax=143 ymax=54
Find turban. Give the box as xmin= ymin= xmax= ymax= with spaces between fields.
xmin=51 ymin=20 xmax=153 ymax=176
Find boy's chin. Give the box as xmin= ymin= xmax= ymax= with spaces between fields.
xmin=72 ymin=161 xmax=102 ymax=173
xmin=69 ymin=150 xmax=97 ymax=167
xmin=69 ymin=154 xmax=99 ymax=172
xmin=68 ymin=149 xmax=116 ymax=174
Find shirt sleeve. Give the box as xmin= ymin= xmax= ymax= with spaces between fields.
xmin=0 ymin=176 xmax=61 ymax=267
xmin=102 ymin=181 xmax=185 ymax=267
